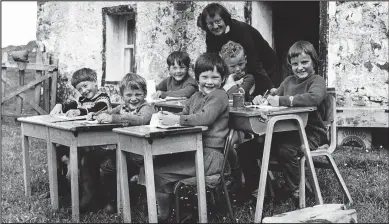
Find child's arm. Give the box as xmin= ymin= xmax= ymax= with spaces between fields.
xmin=156 ymin=78 xmax=168 ymax=92
xmin=78 ymin=94 xmax=111 ymax=115
xmin=179 ymin=90 xmax=228 ymax=126
xmin=111 ymin=105 xmax=155 ymax=125
xmin=227 ymin=74 xmax=255 ymax=97
xmin=279 ymin=76 xmax=326 ymax=107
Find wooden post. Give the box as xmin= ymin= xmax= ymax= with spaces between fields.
xmin=49 ymin=55 xmax=58 ymax=111
xmin=34 ymin=53 xmax=43 ymax=114
xmin=16 ymin=62 xmax=27 ymax=118
xmin=1 ymin=53 xmax=7 ymax=115
xmin=42 ymin=53 xmax=50 ymax=113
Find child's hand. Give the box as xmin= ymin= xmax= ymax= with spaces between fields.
xmin=269 ymin=88 xmax=278 ymax=96
xmin=65 ymin=109 xmax=81 ymax=117
xmin=96 ymin=113 xmax=112 ymax=124
xmin=235 ymin=78 xmax=244 ymax=86
xmin=50 ymin=104 xmax=63 ymax=115
xmin=225 ymin=74 xmax=236 ymax=84
xmin=86 ymin=112 xmax=95 ymax=121
xmin=252 ymin=95 xmax=265 ymax=105
xmin=158 ymin=111 xmax=180 ymax=126
xmin=267 ymin=95 xmax=280 ymax=106
xmin=152 ymin=91 xmax=162 ymax=99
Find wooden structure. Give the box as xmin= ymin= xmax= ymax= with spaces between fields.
xmin=1 ymin=52 xmax=58 ymax=118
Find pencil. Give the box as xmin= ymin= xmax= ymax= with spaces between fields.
xmin=93 ymin=105 xmax=108 ymax=117
xmin=263 ymin=89 xmax=269 ymax=98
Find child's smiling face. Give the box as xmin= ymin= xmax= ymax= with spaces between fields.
xmin=122 ymin=88 xmax=146 ymax=110
xmin=224 ymin=51 xmax=247 ymax=79
xmin=75 ymin=81 xmax=98 ymax=99
xmin=290 ymin=52 xmax=315 ymax=79
xmin=169 ymin=60 xmax=188 ymax=82
xmin=198 ymin=66 xmax=224 ymax=95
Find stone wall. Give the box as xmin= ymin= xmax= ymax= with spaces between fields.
xmin=36 ymin=1 xmax=245 ymax=102
xmin=328 ymin=1 xmax=388 ymax=107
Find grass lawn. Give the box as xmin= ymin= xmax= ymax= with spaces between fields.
xmin=1 ymin=114 xmax=388 ymax=223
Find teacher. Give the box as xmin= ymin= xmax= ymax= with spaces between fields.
xmin=198 ymin=3 xmax=280 ymax=96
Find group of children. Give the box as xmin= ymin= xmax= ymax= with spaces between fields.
xmin=50 ymin=40 xmax=329 ymax=221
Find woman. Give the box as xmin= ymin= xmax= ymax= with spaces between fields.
xmin=198 ymin=3 xmax=280 ymax=95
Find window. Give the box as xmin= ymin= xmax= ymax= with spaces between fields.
xmin=103 ymin=6 xmax=136 ymax=84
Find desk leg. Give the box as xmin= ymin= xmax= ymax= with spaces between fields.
xmin=195 ymin=133 xmax=207 ymax=223
xmin=47 ymin=128 xmax=59 ymax=209
xmin=70 ymin=141 xmax=80 ymax=222
xmin=297 ymin=119 xmax=323 ymax=205
xmin=143 ymin=146 xmax=158 ymax=223
xmin=118 ymin=139 xmax=131 ymax=222
xmin=254 ymin=122 xmax=275 ymax=223
xmin=21 ymin=126 xmax=31 ymax=197
xmin=116 ymin=146 xmax=122 ymax=215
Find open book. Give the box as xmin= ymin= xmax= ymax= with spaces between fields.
xmin=149 ymin=113 xmax=184 ymax=129
xmin=245 ymin=104 xmax=288 ymax=111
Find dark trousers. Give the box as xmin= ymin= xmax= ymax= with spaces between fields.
xmin=237 ymin=129 xmax=326 ymax=192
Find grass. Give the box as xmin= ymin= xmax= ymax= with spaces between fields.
xmin=1 ymin=115 xmax=388 ymax=223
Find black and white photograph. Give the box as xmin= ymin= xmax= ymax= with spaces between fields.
xmin=1 ymin=1 xmax=388 ymax=223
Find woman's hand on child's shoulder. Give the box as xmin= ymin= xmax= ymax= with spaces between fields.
xmin=50 ymin=104 xmax=63 ymax=115
xmin=65 ymin=109 xmax=81 ymax=117
xmin=96 ymin=113 xmax=112 ymax=124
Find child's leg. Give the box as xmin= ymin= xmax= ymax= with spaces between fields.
xmin=100 ymin=150 xmax=117 ymax=212
xmin=156 ymin=192 xmax=172 ymax=221
xmin=79 ymin=149 xmax=101 ymax=212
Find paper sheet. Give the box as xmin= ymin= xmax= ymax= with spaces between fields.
xmin=245 ymin=104 xmax=288 ymax=110
xmin=53 ymin=115 xmax=87 ymax=121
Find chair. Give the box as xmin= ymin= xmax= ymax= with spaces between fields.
xmin=299 ymin=88 xmax=353 ymax=208
xmin=173 ymin=129 xmax=235 ymax=223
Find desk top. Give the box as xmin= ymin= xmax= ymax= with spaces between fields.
xmin=113 ymin=125 xmax=207 ymax=138
xmin=18 ymin=115 xmax=126 ymax=132
xmin=229 ymin=106 xmax=316 ymax=117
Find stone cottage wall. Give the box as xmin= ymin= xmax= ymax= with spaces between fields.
xmin=36 ymin=1 xmax=245 ymax=102
xmin=328 ymin=1 xmax=388 ymax=107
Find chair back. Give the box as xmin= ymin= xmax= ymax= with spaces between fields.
xmin=321 ymin=87 xmax=337 ymax=154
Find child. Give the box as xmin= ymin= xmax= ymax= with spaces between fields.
xmin=237 ymin=40 xmax=329 ymax=202
xmin=142 ymin=52 xmax=230 ymax=221
xmin=220 ymin=40 xmax=255 ymax=101
xmin=94 ymin=72 xmax=155 ymax=212
xmin=151 ymin=51 xmax=198 ymax=99
xmin=49 ymin=68 xmax=112 ymax=212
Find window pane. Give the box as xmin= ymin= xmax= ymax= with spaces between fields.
xmin=124 ymin=48 xmax=134 ymax=73
xmin=127 ymin=19 xmax=135 ymax=45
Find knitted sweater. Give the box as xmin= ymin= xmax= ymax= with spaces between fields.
xmin=206 ymin=19 xmax=279 ymax=95
xmin=109 ymin=102 xmax=154 ymax=126
xmin=226 ymin=74 xmax=255 ymax=101
xmin=61 ymin=91 xmax=111 ymax=115
xmin=275 ymin=74 xmax=327 ymax=135
xmin=179 ymin=89 xmax=229 ymax=149
xmin=156 ymin=75 xmax=198 ymax=99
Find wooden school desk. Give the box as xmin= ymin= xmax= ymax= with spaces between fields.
xmin=113 ymin=125 xmax=208 ymax=223
xmin=228 ymin=106 xmax=324 ymax=222
xmin=18 ymin=115 xmax=125 ymax=222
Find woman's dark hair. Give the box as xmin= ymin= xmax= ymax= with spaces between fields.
xmin=166 ymin=51 xmax=191 ymax=68
xmin=287 ymin=40 xmax=319 ymax=73
xmin=198 ymin=3 xmax=232 ymax=31
xmin=194 ymin=52 xmax=229 ymax=81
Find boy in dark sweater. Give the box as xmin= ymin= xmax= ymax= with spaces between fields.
xmin=152 ymin=51 xmax=198 ymax=99
xmin=140 ymin=53 xmax=230 ymax=221
xmin=50 ymin=68 xmax=112 ymax=212
xmin=238 ymin=41 xmax=329 ymax=202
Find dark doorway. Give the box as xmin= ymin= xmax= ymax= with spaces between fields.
xmin=273 ymin=1 xmax=320 ymax=84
